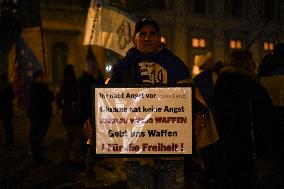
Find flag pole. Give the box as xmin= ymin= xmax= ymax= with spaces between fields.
xmin=37 ymin=1 xmax=48 ymax=79
xmin=246 ymin=20 xmax=269 ymax=50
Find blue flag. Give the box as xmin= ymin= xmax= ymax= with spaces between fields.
xmin=14 ymin=36 xmax=42 ymax=110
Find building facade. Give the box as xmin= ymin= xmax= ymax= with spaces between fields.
xmin=6 ymin=0 xmax=283 ymax=83
xmin=127 ymin=0 xmax=281 ymax=67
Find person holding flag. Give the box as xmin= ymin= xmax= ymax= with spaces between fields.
xmin=14 ymin=35 xmax=52 ymax=165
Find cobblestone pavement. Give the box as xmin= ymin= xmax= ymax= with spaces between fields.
xmin=0 ymin=108 xmax=127 ymax=189
xmin=0 ymin=107 xmax=283 ymax=189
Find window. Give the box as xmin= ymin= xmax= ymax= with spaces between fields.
xmin=264 ymin=41 xmax=274 ymax=51
xmin=230 ymin=39 xmax=242 ymax=49
xmin=192 ymin=38 xmax=206 ymax=48
xmin=161 ymin=36 xmax=166 ymax=44
xmin=52 ymin=42 xmax=68 ymax=82
xmin=194 ymin=0 xmax=206 ymax=13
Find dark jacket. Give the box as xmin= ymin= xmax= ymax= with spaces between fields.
xmin=213 ymin=67 xmax=274 ymax=158
xmin=78 ymin=71 xmax=102 ymax=123
xmin=28 ymin=82 xmax=54 ymax=119
xmin=109 ymin=47 xmax=190 ymax=85
xmin=212 ymin=67 xmax=274 ymax=188
xmin=57 ymin=75 xmax=79 ymax=125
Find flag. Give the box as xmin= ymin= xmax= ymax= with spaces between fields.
xmin=83 ymin=0 xmax=136 ymax=56
xmin=15 ymin=0 xmax=45 ymax=69
xmin=14 ymin=36 xmax=43 ymax=110
xmin=0 ymin=0 xmax=44 ymax=78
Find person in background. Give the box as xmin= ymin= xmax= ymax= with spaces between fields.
xmin=56 ymin=64 xmax=81 ymax=162
xmin=257 ymin=50 xmax=284 ymax=188
xmin=212 ymin=61 xmax=224 ymax=75
xmin=257 ymin=54 xmax=274 ymax=77
xmin=193 ymin=52 xmax=216 ymax=109
xmin=0 ymin=74 xmax=15 ymax=147
xmin=192 ymin=53 xmax=223 ymax=187
xmin=213 ymin=50 xmax=274 ymax=189
xmin=78 ymin=47 xmax=104 ymax=128
xmin=270 ymin=43 xmax=284 ymax=75
xmin=78 ymin=47 xmax=105 ymax=183
xmin=28 ymin=70 xmax=54 ymax=164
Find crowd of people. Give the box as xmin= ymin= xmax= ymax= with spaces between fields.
xmin=0 ymin=17 xmax=283 ymax=188
xmin=0 ymin=46 xmax=104 ymax=167
xmin=83 ymin=18 xmax=283 ymax=188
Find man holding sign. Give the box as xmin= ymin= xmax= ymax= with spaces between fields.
xmin=85 ymin=18 xmax=218 ymax=188
xmin=107 ymin=18 xmax=192 ymax=188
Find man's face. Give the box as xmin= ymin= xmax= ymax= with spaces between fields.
xmin=133 ymin=25 xmax=161 ymax=54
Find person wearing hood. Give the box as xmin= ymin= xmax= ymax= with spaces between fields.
xmin=56 ymin=64 xmax=82 ymax=162
xmin=28 ymin=70 xmax=54 ymax=164
xmin=77 ymin=47 xmax=105 ymax=182
xmin=212 ymin=50 xmax=274 ymax=189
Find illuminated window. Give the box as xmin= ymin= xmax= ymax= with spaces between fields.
xmin=199 ymin=38 xmax=206 ymax=48
xmin=264 ymin=41 xmax=274 ymax=51
xmin=192 ymin=38 xmax=206 ymax=48
xmin=230 ymin=39 xmax=242 ymax=49
xmin=236 ymin=40 xmax=242 ymax=49
xmin=161 ymin=36 xmax=166 ymax=44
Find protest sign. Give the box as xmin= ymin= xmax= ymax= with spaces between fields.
xmin=94 ymin=87 xmax=192 ymax=155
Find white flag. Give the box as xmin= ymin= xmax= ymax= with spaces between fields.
xmin=83 ymin=0 xmax=135 ymax=56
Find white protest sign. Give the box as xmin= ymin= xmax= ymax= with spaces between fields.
xmin=94 ymin=87 xmax=192 ymax=155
